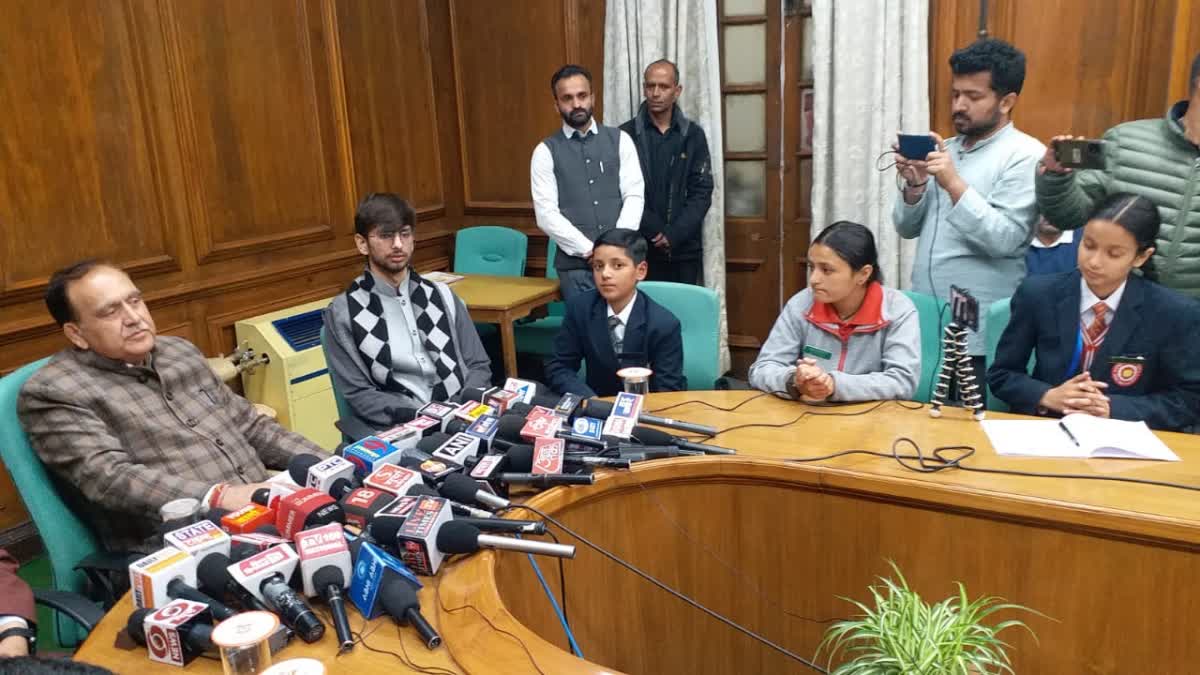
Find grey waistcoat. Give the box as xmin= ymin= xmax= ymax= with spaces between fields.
xmin=544 ymin=125 xmax=623 ymax=270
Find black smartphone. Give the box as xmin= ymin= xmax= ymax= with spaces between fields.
xmin=897 ymin=133 xmax=937 ymax=160
xmin=1054 ymin=139 xmax=1105 ymax=170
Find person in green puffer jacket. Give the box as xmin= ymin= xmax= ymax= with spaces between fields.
xmin=1036 ymin=52 xmax=1200 ymax=299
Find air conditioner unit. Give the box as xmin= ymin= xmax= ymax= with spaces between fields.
xmin=235 ymin=297 xmax=339 ymax=450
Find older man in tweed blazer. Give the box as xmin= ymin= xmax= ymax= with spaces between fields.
xmin=18 ymin=261 xmax=323 ymax=552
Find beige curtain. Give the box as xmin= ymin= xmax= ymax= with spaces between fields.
xmin=603 ymin=0 xmax=730 ymax=374
xmin=811 ymin=0 xmax=929 ymax=287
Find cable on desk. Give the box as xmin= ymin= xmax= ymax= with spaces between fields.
xmin=434 ymin=581 xmax=549 ymax=675
xmin=505 ymin=504 xmax=828 ymax=674
xmin=645 ymin=391 xmax=771 ymax=415
xmin=708 ymin=399 xmax=924 ymax=438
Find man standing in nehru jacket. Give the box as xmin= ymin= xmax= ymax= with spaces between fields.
xmin=531 ymin=64 xmax=645 ymax=300
xmin=620 ymin=59 xmax=713 ymax=285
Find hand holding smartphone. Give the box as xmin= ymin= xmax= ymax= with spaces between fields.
xmin=897 ymin=133 xmax=938 ymax=160
xmin=1053 ymin=138 xmax=1105 ymax=170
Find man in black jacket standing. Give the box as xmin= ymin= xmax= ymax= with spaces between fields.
xmin=620 ymin=60 xmax=714 ymax=285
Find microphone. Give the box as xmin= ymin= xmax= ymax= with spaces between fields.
xmin=583 ymin=397 xmax=719 ymax=436
xmin=226 ymin=544 xmax=325 ymax=643
xmin=129 ymin=547 xmax=199 ymax=610
xmin=166 ymin=578 xmax=237 ymax=621
xmin=164 ymin=519 xmax=232 ymax=562
xmin=631 ymin=425 xmax=736 ymax=456
xmin=363 ymin=464 xmax=425 ymax=496
xmin=348 ymin=538 xmax=424 ymax=620
xmin=197 ymin=552 xmax=271 ymax=613
xmin=379 ymin=580 xmax=442 ymax=649
xmin=339 ymin=486 xmax=399 ymax=530
xmin=505 ymin=445 xmax=631 ymax=471
xmin=295 ymin=523 xmax=354 ymax=652
xmin=222 ymin=503 xmax=277 ymax=534
xmin=274 ymin=488 xmax=346 ymax=539
xmin=126 ymin=602 xmax=212 ymax=667
xmin=436 ymin=521 xmax=575 ymax=559
xmin=399 ymin=453 xmax=463 ymax=484
xmin=453 ymin=516 xmax=546 ymax=536
xmin=393 ymin=496 xmax=455 ymax=575
xmin=498 ymin=472 xmax=595 ymax=487
xmin=409 ymin=484 xmax=494 ymax=520
xmin=501 ymin=377 xmax=544 ymax=404
xmin=342 ymin=435 xmax=406 ymax=478
xmin=439 ymin=472 xmax=510 ymax=510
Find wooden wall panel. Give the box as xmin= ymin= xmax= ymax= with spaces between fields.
xmin=0 ymin=0 xmax=178 ymax=305
xmin=930 ymin=0 xmax=1182 ymax=144
xmin=163 ymin=0 xmax=351 ymax=264
xmin=335 ymin=0 xmax=445 ymax=218
xmin=449 ymin=0 xmax=589 ymax=215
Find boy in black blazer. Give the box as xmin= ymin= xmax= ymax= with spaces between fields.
xmin=545 ymin=229 xmax=687 ymax=397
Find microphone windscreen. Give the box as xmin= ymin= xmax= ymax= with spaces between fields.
xmin=495 ymin=414 xmax=527 ymax=443
xmin=378 ymin=578 xmax=419 ymax=617
xmin=631 ymin=425 xmax=674 ymax=446
xmin=503 ymin=446 xmax=535 ymax=473
xmin=205 ymin=507 xmax=230 ymax=523
xmin=126 ymin=608 xmax=152 ymax=644
xmin=436 ymin=520 xmax=480 ymax=554
xmin=507 ymin=402 xmax=533 ymax=417
xmin=389 ymin=406 xmax=418 ymax=424
xmin=255 ymin=523 xmax=281 ymax=536
xmin=445 ymin=417 xmax=470 ymax=435
xmin=406 ymin=484 xmax=438 ymax=498
xmin=438 ymin=473 xmax=481 ymax=505
xmin=196 ymin=553 xmax=233 ymax=595
xmin=582 ymin=399 xmax=613 ymax=418
xmin=530 ymin=393 xmax=560 ymax=409
xmin=456 ymin=387 xmax=491 ymax=404
xmin=312 ymin=566 xmax=346 ymax=590
xmin=416 ymin=432 xmax=451 ymax=454
xmin=287 ymin=454 xmax=324 ymax=485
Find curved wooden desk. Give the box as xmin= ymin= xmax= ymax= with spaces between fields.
xmin=75 ymin=393 xmax=1200 ymax=673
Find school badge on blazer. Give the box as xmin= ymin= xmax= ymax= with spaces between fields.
xmin=1110 ymin=357 xmax=1145 ymax=387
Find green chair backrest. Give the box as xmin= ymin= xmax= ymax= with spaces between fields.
xmin=545 ymin=240 xmax=564 ymax=317
xmin=454 ymin=226 xmax=528 ymax=276
xmin=638 ymin=281 xmax=721 ymax=390
xmin=985 ymin=296 xmax=1014 ymax=412
xmin=901 ymin=290 xmax=948 ymax=403
xmin=319 ymin=325 xmax=353 ymax=425
xmin=0 ymin=359 xmax=100 ymax=645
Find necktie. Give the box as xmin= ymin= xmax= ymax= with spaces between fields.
xmin=608 ymin=315 xmax=623 ymax=355
xmin=1081 ymin=302 xmax=1109 ymax=372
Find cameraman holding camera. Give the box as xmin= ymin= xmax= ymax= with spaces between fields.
xmin=892 ymin=38 xmax=1044 ymax=377
xmin=1036 ymin=52 xmax=1200 ymax=300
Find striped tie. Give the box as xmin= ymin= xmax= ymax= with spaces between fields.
xmin=1081 ymin=302 xmax=1109 ymax=372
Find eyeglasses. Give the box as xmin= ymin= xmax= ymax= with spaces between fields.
xmin=369 ymin=228 xmax=414 ymax=242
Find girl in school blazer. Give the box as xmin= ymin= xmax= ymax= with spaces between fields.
xmin=987 ymin=193 xmax=1200 ymax=432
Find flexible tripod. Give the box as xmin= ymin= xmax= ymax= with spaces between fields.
xmin=927 ymin=325 xmax=985 ymax=421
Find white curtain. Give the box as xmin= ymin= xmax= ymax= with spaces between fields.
xmin=604 ymin=0 xmax=730 ymax=375
xmin=811 ymin=0 xmax=929 ymax=288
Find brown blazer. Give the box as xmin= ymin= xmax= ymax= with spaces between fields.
xmin=18 ymin=336 xmax=324 ymax=552
xmin=0 ymin=548 xmax=34 ymax=622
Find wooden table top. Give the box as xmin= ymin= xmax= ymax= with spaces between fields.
xmin=73 ymin=392 xmax=1200 ymax=672
xmin=448 ymin=275 xmax=559 ymax=311
xmin=645 ymin=391 xmax=1200 ymax=546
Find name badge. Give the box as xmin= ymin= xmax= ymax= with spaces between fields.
xmin=802 ymin=345 xmax=833 ymax=360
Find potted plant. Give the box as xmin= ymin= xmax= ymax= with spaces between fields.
xmin=816 ymin=561 xmax=1040 ymax=674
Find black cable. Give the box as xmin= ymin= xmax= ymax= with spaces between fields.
xmin=506 ymin=504 xmax=828 ymax=673
xmin=546 ymin=529 xmax=569 ymax=629
xmin=777 ymin=438 xmax=1200 ymax=493
xmin=708 ymin=400 xmax=923 ymax=439
xmin=434 ymin=581 xmax=549 ymax=675
xmin=332 ymin=601 xmax=457 ymax=675
xmin=645 ymin=391 xmax=771 ymax=415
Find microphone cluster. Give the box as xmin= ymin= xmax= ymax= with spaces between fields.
xmin=123 ymin=379 xmax=731 ymax=666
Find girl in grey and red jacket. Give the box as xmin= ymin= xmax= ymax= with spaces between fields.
xmin=749 ymin=221 xmax=922 ymax=402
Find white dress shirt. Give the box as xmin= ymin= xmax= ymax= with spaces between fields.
xmin=530 ymin=119 xmax=645 ymax=259
xmin=1029 ymin=229 xmax=1074 ymax=249
xmin=1080 ymin=276 xmax=1126 ymax=326
xmin=606 ymin=291 xmax=638 ymax=346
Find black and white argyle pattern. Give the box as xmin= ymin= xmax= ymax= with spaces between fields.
xmin=344 ymin=270 xmax=464 ymax=401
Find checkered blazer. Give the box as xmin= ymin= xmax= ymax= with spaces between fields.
xmin=18 ymin=336 xmax=323 ymax=552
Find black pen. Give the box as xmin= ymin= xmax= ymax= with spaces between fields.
xmin=1058 ymin=421 xmax=1081 ymax=447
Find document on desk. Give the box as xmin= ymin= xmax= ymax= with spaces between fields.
xmin=422 ymin=271 xmax=464 ymax=285
xmin=980 ymin=414 xmax=1180 ymax=461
